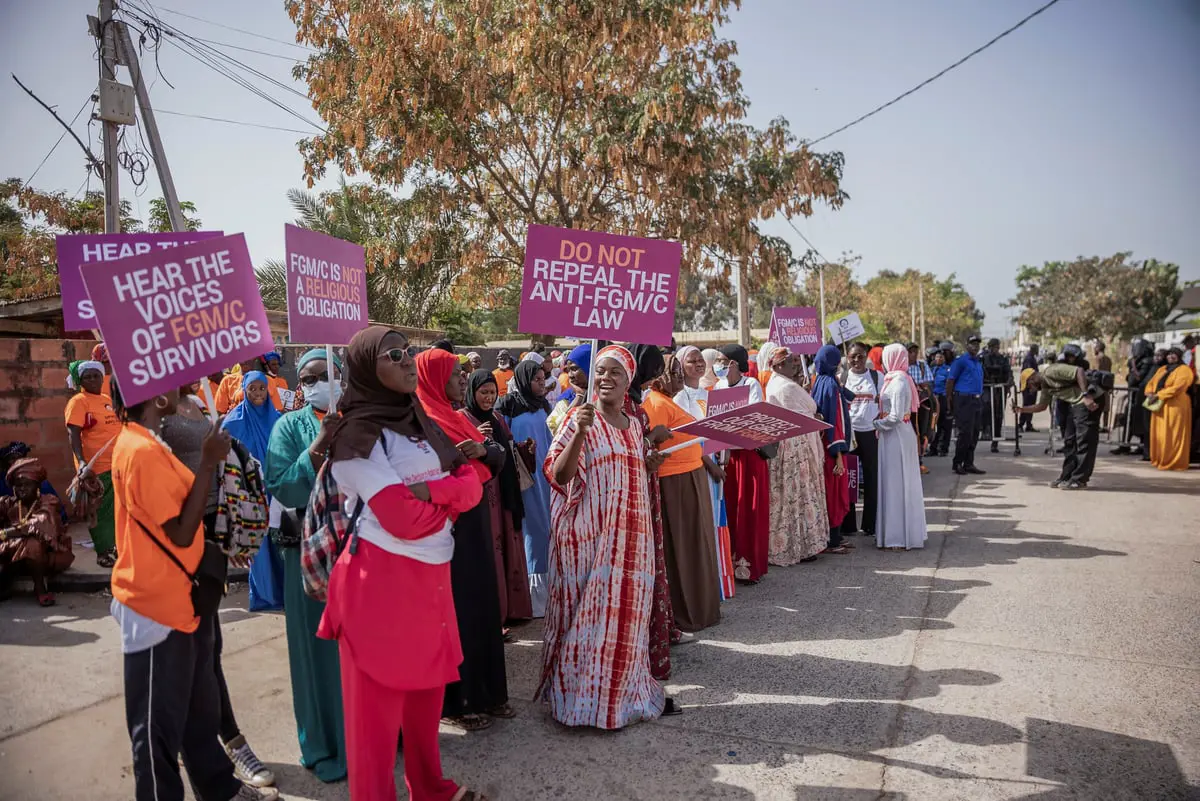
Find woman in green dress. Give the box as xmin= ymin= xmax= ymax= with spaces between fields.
xmin=264 ymin=348 xmax=347 ymax=783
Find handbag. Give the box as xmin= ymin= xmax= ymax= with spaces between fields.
xmin=510 ymin=441 xmax=536 ymax=492
xmin=1142 ymin=395 xmax=1164 ymax=413
xmin=137 ymin=519 xmax=228 ymax=617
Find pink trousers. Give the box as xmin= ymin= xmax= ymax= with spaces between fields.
xmin=339 ymin=640 xmax=460 ymax=801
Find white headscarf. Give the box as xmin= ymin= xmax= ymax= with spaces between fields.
xmin=700 ymin=348 xmax=720 ymax=391
xmin=523 ymin=351 xmax=545 ymax=366
xmin=757 ymin=342 xmax=779 ymax=375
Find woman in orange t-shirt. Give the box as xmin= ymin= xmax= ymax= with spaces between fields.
xmin=64 ymin=359 xmax=122 ymax=566
xmin=641 ymin=353 xmax=721 ymax=633
xmin=108 ymin=379 xmax=277 ymax=801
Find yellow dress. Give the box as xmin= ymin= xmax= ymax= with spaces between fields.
xmin=1147 ymin=365 xmax=1194 ymax=471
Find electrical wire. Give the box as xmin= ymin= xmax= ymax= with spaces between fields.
xmin=191 ymin=36 xmax=305 ymax=64
xmin=785 ymin=217 xmax=829 ymax=264
xmin=129 ymin=2 xmax=315 ymax=51
xmin=120 ymin=7 xmax=325 ymax=132
xmin=156 ymin=108 xmax=312 ymax=134
xmin=809 ymin=0 xmax=1064 ymax=146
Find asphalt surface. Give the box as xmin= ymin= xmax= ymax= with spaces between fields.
xmin=1 ymin=420 xmax=1196 ymax=800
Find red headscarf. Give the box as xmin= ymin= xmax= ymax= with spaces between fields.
xmin=415 ymin=349 xmax=491 ymax=482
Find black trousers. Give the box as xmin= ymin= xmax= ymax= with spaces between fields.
xmin=840 ymin=433 xmax=878 ymax=535
xmin=982 ymin=386 xmax=1007 ymax=442
xmin=124 ymin=614 xmax=241 ymax=801
xmin=1020 ymin=388 xmax=1037 ymax=430
xmin=952 ymin=393 xmax=982 ymax=469
xmin=1059 ymin=402 xmax=1101 ymax=484
xmin=213 ymin=614 xmax=241 ymax=744
xmin=934 ymin=395 xmax=953 ymax=454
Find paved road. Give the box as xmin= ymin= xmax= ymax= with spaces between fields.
xmin=1 ymin=427 xmax=1197 ymax=800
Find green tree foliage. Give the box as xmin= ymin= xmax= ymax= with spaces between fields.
xmin=256 ymin=180 xmax=471 ymax=329
xmin=862 ymin=269 xmax=984 ymax=343
xmin=146 ymin=198 xmax=202 ymax=232
xmin=1006 ymin=254 xmax=1182 ymax=340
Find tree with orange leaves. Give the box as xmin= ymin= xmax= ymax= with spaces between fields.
xmin=286 ymin=0 xmax=847 ymax=311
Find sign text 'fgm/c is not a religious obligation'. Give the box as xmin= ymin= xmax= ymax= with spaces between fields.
xmin=81 ymin=233 xmax=272 ymax=408
xmin=284 ymin=224 xmax=369 ymax=345
xmin=520 ymin=224 xmax=681 ymax=345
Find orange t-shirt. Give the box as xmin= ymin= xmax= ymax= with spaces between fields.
xmin=641 ymin=389 xmax=703 ymax=478
xmin=64 ymin=391 xmax=121 ymax=475
xmin=110 ymin=423 xmax=204 ymax=633
xmin=214 ymin=373 xmax=241 ymax=414
xmin=101 ymin=373 xmax=111 ymax=398
xmin=493 ymin=368 xmax=514 ymax=396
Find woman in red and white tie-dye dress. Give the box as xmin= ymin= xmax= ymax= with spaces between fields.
xmin=538 ymin=346 xmax=679 ymax=729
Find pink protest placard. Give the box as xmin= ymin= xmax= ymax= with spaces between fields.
xmin=768 ymin=306 xmax=822 ymax=355
xmin=701 ymin=384 xmax=751 ymax=455
xmin=845 ymin=454 xmax=860 ymax=497
xmin=56 ymin=231 xmax=224 ymax=331
xmin=284 ymin=224 xmax=368 ymax=345
xmin=519 ymin=223 xmax=682 ymax=345
xmin=675 ymin=401 xmax=830 ymax=451
xmin=79 ymin=233 xmax=272 ymax=409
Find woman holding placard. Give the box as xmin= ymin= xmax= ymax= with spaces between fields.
xmin=541 ymin=345 xmax=678 ymax=728
xmin=64 ymin=358 xmax=122 ymax=567
xmin=811 ymin=345 xmax=855 ymax=555
xmin=264 ymin=348 xmax=348 ymax=784
xmin=765 ymin=347 xmax=830 ymax=565
xmin=713 ymin=344 xmax=770 ymax=584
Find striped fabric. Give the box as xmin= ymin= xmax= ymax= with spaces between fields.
xmin=538 ymin=409 xmax=666 ymax=730
xmin=909 ymin=361 xmax=933 ymax=384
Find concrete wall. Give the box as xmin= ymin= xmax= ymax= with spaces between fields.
xmin=0 ymin=338 xmax=100 ymax=495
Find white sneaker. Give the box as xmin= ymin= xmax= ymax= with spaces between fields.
xmin=230 ymin=784 xmax=279 ymax=801
xmin=224 ymin=735 xmax=276 ymax=788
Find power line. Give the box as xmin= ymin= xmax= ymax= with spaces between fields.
xmin=191 ymin=35 xmax=304 ymax=63
xmin=131 ymin=3 xmax=315 ymax=52
xmin=785 ymin=217 xmax=829 ymax=264
xmin=156 ymin=108 xmax=312 ymax=134
xmin=809 ymin=0 xmax=1064 ymax=146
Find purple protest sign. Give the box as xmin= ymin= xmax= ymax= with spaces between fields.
xmin=701 ymin=384 xmax=751 ymax=455
xmin=284 ymin=224 xmax=368 ymax=345
xmin=767 ymin=306 xmax=822 ymax=355
xmin=675 ymin=401 xmax=830 ymax=451
xmin=845 ymin=454 xmax=860 ymax=497
xmin=55 ymin=231 xmax=224 ymax=331
xmin=79 ymin=233 xmax=272 ymax=409
xmin=519 ymin=224 xmax=682 ymax=345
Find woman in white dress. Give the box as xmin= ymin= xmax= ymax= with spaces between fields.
xmin=873 ymin=343 xmax=928 ymax=551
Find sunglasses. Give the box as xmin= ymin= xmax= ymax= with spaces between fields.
xmin=379 ymin=346 xmax=417 ymax=363
xmin=298 ymin=372 xmax=330 ymax=387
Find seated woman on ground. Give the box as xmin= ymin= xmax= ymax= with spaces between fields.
xmin=0 ymin=458 xmax=76 ymax=606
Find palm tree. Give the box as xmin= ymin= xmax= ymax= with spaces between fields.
xmin=258 ymin=179 xmax=469 ymax=328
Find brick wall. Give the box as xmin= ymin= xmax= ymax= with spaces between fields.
xmin=0 ymin=338 xmax=99 ymax=495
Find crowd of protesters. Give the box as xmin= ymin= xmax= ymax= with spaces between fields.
xmin=2 ymin=323 xmax=1194 ymax=801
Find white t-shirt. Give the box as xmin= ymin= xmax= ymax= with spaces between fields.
xmin=715 ymin=376 xmax=765 ymax=404
xmin=330 ymin=429 xmax=454 ymax=564
xmin=845 ymin=370 xmax=882 ymax=433
xmin=674 ymin=385 xmax=708 ymax=420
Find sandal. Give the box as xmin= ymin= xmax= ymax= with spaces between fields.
xmin=443 ymin=714 xmax=492 ymax=732
xmin=502 ymin=629 xmax=517 ymax=644
xmin=96 ymin=550 xmax=116 ymax=569
xmin=823 ymin=545 xmax=851 ymax=555
xmin=452 ymin=789 xmax=488 ymax=801
xmin=37 ymin=592 xmax=56 ymax=607
xmin=486 ymin=703 xmax=517 ymax=719
xmin=662 ymin=697 xmax=684 ymax=717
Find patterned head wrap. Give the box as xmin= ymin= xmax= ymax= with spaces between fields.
xmin=5 ymin=457 xmax=47 ymax=486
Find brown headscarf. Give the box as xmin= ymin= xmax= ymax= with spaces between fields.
xmin=327 ymin=326 xmax=462 ymax=470
xmin=6 ymin=457 xmax=47 ymax=485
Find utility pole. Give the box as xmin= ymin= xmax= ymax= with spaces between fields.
xmin=919 ymin=283 xmax=926 ymax=353
xmin=736 ymin=259 xmax=751 ymax=346
xmin=911 ymin=301 xmax=916 ymax=343
xmin=116 ymin=22 xmax=186 ymax=231
xmin=97 ymin=0 xmax=121 ymax=233
xmin=818 ymin=264 xmax=826 ymax=336
xmin=89 ymin=1 xmax=188 ymax=233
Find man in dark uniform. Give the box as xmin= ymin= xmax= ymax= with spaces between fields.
xmin=946 ymin=335 xmax=986 ymax=475
xmin=981 ymin=337 xmax=1014 ymax=453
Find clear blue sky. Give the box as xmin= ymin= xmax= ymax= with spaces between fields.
xmin=2 ymin=0 xmax=1197 ymax=336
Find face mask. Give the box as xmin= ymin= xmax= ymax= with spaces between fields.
xmin=305 ymin=380 xmax=332 ymax=411
xmin=714 ymin=365 xmax=729 ymax=379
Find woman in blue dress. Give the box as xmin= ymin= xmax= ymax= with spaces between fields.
xmin=496 ymin=359 xmax=553 ymax=618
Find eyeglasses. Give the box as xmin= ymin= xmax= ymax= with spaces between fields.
xmin=379 ymin=346 xmax=417 ymax=363
xmin=298 ymin=372 xmax=329 ymax=387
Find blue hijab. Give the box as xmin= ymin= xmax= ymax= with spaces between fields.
xmin=809 ymin=345 xmax=853 ymax=454
xmin=559 ymin=343 xmax=592 ymax=405
xmin=221 ymin=371 xmax=281 ymax=467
